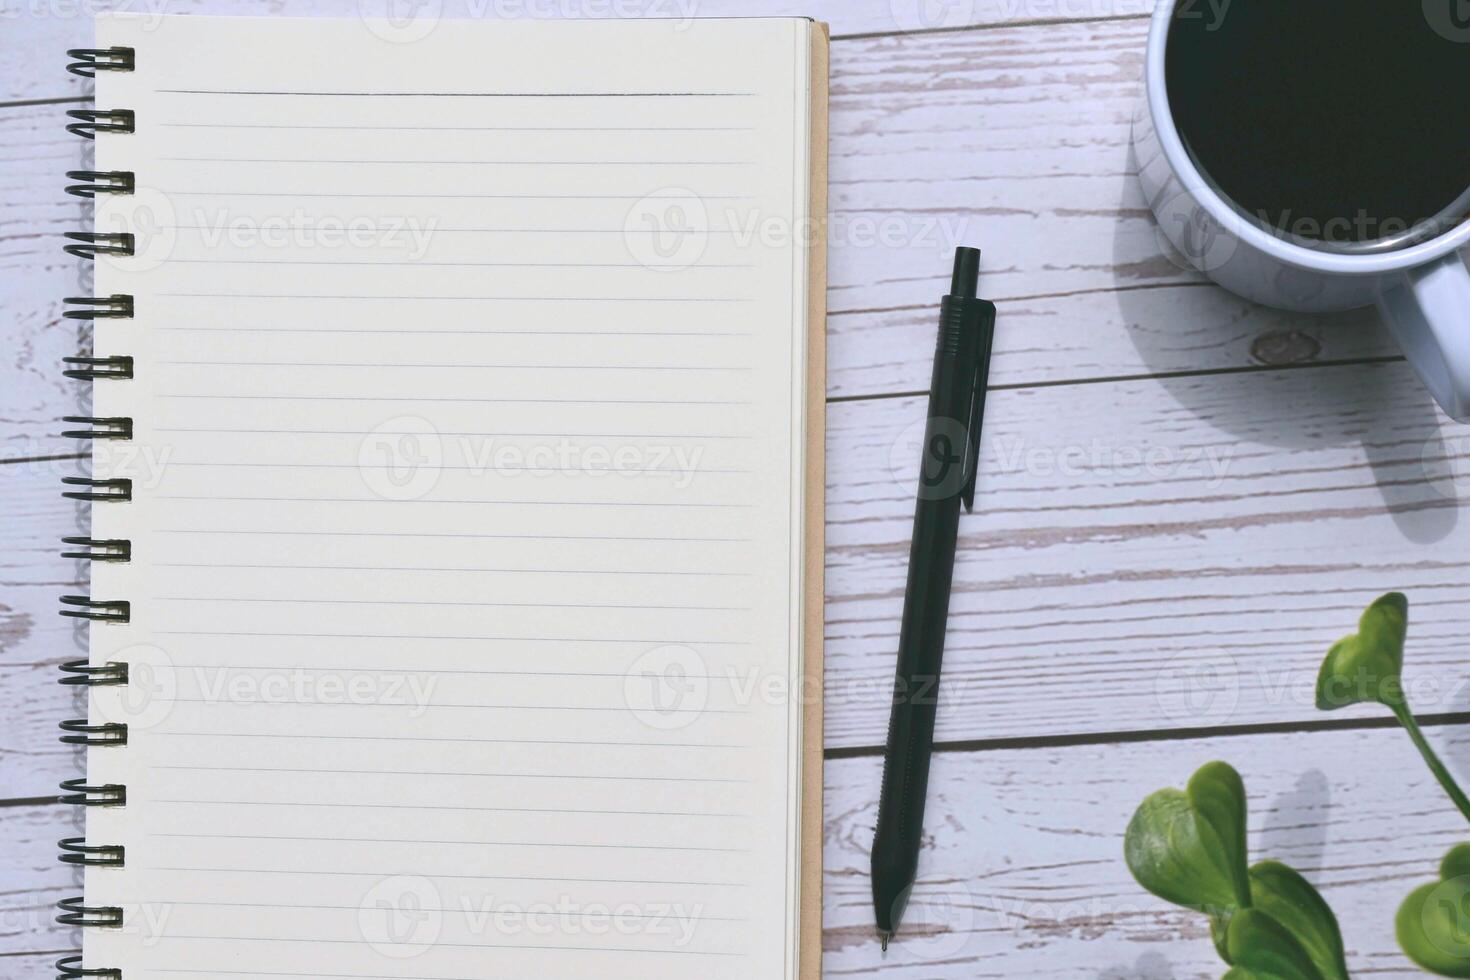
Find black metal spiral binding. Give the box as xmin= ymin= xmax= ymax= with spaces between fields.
xmin=65 ymin=295 xmax=134 ymax=320
xmin=59 ymin=839 xmax=125 ymax=867
xmin=66 ymin=171 xmax=135 ymax=198
xmin=62 ymin=477 xmax=132 ymax=502
xmin=59 ymin=596 xmax=130 ymax=623
xmin=59 ymin=660 xmax=129 ymax=686
xmin=58 ymin=780 xmax=126 ymax=807
xmin=56 ymin=956 xmax=121 ymax=980
xmin=66 ymin=47 xmax=135 ymax=77
xmin=56 ymin=898 xmax=124 ymax=928
xmin=63 ymin=357 xmax=134 ymax=380
xmin=66 ymin=109 xmax=135 ymax=139
xmin=59 ymin=721 xmax=129 ymax=746
xmin=60 ymin=50 xmax=133 ymax=980
xmin=61 ymin=417 xmax=133 ymax=440
xmin=62 ymin=537 xmax=132 ymax=562
xmin=63 ymin=232 xmax=135 ymax=260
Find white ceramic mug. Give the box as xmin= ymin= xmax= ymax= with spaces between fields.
xmin=1134 ymin=0 xmax=1470 ymax=422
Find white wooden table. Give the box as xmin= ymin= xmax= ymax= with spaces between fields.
xmin=4 ymin=1 xmax=1470 ymax=976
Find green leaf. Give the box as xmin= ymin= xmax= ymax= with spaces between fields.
xmin=1315 ymin=592 xmax=1408 ymax=710
xmin=1224 ymin=908 xmax=1327 ymax=980
xmin=1248 ymin=861 xmax=1348 ymax=980
xmin=1397 ymin=844 xmax=1470 ymax=977
xmin=1124 ymin=761 xmax=1251 ymax=915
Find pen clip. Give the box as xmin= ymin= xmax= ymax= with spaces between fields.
xmin=960 ymin=304 xmax=997 ymax=513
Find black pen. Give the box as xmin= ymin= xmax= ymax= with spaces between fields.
xmin=871 ymin=246 xmax=996 ymax=950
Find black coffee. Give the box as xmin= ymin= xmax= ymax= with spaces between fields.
xmin=1165 ymin=0 xmax=1470 ymax=247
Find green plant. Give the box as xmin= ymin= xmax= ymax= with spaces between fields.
xmin=1124 ymin=761 xmax=1348 ymax=980
xmin=1316 ymin=592 xmax=1470 ymax=976
xmin=1124 ymin=593 xmax=1470 ymax=977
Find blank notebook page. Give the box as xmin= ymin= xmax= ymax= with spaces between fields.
xmin=85 ymin=13 xmax=815 ymax=979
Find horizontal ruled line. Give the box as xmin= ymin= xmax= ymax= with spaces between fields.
xmin=158 ymin=360 xmax=750 ymax=371
xmin=154 ymin=629 xmax=750 ymax=645
xmin=158 ymin=395 xmax=749 ymax=404
xmin=163 ymin=662 xmax=745 ymax=681
xmin=162 ymin=258 xmax=756 ymax=269
xmin=154 ymin=528 xmax=749 ymax=542
xmin=156 ymin=763 xmax=747 ymax=781
xmin=158 ymin=293 xmax=750 ymax=302
xmin=159 ymin=696 xmax=743 ymax=714
xmin=153 ymin=831 xmax=745 ymax=853
xmin=153 ymin=327 xmax=753 ymax=336
xmin=154 ymin=495 xmax=750 ymax=508
xmin=144 ymin=933 xmax=741 ymax=956
xmin=155 ymin=595 xmax=748 ymax=611
xmin=162 ymin=156 xmax=754 ymax=165
xmin=161 ymin=191 xmax=757 ymax=200
xmin=157 ymin=561 xmax=749 ymax=577
xmin=158 ymin=89 xmax=756 ymax=97
xmin=161 ymin=461 xmax=749 ymax=475
xmin=157 ymin=427 xmax=750 ymax=438
xmin=155 ymin=731 xmax=748 ymax=749
xmin=152 ymin=798 xmax=747 ymax=818
xmin=162 ymin=122 xmax=757 ymax=132
xmin=151 ymin=866 xmax=745 ymax=887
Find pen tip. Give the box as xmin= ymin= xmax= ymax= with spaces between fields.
xmin=880 ymin=932 xmax=891 ymax=952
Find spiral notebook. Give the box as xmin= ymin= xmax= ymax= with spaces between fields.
xmin=62 ymin=13 xmax=827 ymax=980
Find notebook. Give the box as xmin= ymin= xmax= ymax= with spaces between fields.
xmin=61 ymin=13 xmax=827 ymax=980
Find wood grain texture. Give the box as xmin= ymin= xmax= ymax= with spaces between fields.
xmin=0 ymin=102 xmax=85 ymax=462
xmin=0 ymin=803 xmax=78 ymax=958
xmin=5 ymin=726 xmax=1470 ymax=973
xmin=825 ymin=358 xmax=1470 ymax=748
xmin=823 ymin=725 xmax=1470 ymax=978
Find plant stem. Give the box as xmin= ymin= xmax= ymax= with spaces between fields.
xmin=1392 ymin=701 xmax=1470 ymax=824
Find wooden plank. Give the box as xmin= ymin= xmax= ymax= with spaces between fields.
xmin=0 ymin=100 xmax=86 ymax=462
xmin=822 ymin=725 xmax=1470 ymax=977
xmin=0 ymin=803 xmax=76 ymax=958
xmin=4 ymin=726 xmax=1469 ymax=973
xmin=824 ymin=358 xmax=1470 ymax=748
xmin=3 ymin=356 xmax=1468 ymax=790
xmin=4 ymin=0 xmax=1155 ymax=105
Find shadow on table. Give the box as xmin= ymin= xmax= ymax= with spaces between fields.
xmin=1109 ymin=160 xmax=1462 ymax=546
xmin=1096 ymin=950 xmax=1176 ymax=980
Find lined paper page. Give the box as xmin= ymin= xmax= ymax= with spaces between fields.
xmin=85 ymin=14 xmax=813 ymax=980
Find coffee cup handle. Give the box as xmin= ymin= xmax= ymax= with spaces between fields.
xmin=1377 ymin=251 xmax=1470 ymax=422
